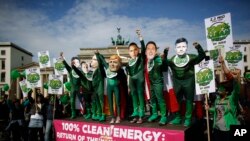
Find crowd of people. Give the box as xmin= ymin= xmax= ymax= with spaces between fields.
xmin=0 ymin=30 xmax=250 ymax=141
xmin=0 ymin=89 xmax=69 ymax=141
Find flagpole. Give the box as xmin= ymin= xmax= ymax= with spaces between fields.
xmin=205 ymin=93 xmax=211 ymax=141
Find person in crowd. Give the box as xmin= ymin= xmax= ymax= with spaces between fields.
xmin=163 ymin=38 xmax=205 ymax=127
xmin=44 ymin=95 xmax=58 ymax=141
xmin=36 ymin=89 xmax=44 ymax=103
xmin=126 ymin=29 xmax=146 ymax=124
xmin=95 ymin=51 xmax=128 ymax=124
xmin=22 ymin=90 xmax=34 ymax=141
xmin=6 ymin=96 xmax=25 ymax=141
xmin=28 ymin=95 xmax=46 ymax=141
xmin=0 ymin=94 xmax=9 ymax=140
xmin=205 ymin=56 xmax=240 ymax=141
xmin=59 ymin=92 xmax=70 ymax=118
xmin=144 ymin=38 xmax=167 ymax=126
xmin=60 ymin=52 xmax=82 ymax=119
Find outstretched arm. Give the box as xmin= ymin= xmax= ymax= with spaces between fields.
xmin=136 ymin=29 xmax=146 ymax=60
xmin=219 ymin=56 xmax=240 ymax=102
xmin=72 ymin=65 xmax=92 ymax=91
xmin=162 ymin=47 xmax=170 ymax=71
xmin=60 ymin=52 xmax=72 ymax=73
xmin=72 ymin=65 xmax=85 ymax=81
xmin=95 ymin=50 xmax=108 ymax=69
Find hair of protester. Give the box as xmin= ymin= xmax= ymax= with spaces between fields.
xmin=218 ymin=79 xmax=234 ymax=95
xmin=175 ymin=37 xmax=188 ymax=45
xmin=146 ymin=41 xmax=158 ymax=50
xmin=109 ymin=55 xmax=122 ymax=63
xmin=81 ymin=61 xmax=86 ymax=65
xmin=71 ymin=57 xmax=80 ymax=62
xmin=128 ymin=42 xmax=139 ymax=49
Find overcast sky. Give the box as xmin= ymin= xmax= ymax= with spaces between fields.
xmin=0 ymin=0 xmax=250 ymax=61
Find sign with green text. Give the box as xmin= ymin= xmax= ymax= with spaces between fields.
xmin=205 ymin=13 xmax=233 ymax=50
xmin=195 ymin=60 xmax=216 ymax=95
xmin=38 ymin=51 xmax=51 ymax=68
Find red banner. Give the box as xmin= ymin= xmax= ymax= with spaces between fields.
xmin=54 ymin=120 xmax=184 ymax=141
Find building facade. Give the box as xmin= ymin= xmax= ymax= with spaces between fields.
xmin=78 ymin=45 xmax=130 ymax=64
xmin=78 ymin=28 xmax=130 ymax=63
xmin=0 ymin=42 xmax=33 ymax=95
xmin=234 ymin=40 xmax=250 ymax=72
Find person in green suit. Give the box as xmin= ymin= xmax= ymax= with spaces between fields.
xmin=72 ymin=61 xmax=93 ymax=120
xmin=60 ymin=52 xmax=82 ymax=119
xmin=126 ymin=30 xmax=145 ymax=124
xmin=72 ymin=55 xmax=106 ymax=122
xmin=163 ymin=38 xmax=205 ymax=127
xmin=144 ymin=39 xmax=167 ymax=126
xmin=95 ymin=51 xmax=127 ymax=124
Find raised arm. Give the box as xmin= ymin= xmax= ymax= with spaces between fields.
xmin=72 ymin=65 xmax=92 ymax=91
xmin=136 ymin=30 xmax=146 ymax=59
xmin=191 ymin=42 xmax=206 ymax=65
xmin=72 ymin=65 xmax=85 ymax=81
xmin=60 ymin=52 xmax=72 ymax=73
xmin=95 ymin=51 xmax=109 ymax=69
xmin=219 ymin=56 xmax=230 ymax=75
xmin=162 ymin=47 xmax=170 ymax=71
xmin=219 ymin=56 xmax=240 ymax=102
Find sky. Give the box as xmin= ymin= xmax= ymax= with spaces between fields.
xmin=0 ymin=0 xmax=250 ymax=61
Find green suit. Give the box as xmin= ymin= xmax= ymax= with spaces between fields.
xmin=96 ymin=53 xmax=127 ymax=119
xmin=163 ymin=44 xmax=205 ymax=126
xmin=72 ymin=66 xmax=92 ymax=119
xmin=63 ymin=60 xmax=81 ymax=119
xmin=73 ymin=60 xmax=106 ymax=121
xmin=145 ymin=53 xmax=167 ymax=125
xmin=126 ymin=40 xmax=146 ymax=118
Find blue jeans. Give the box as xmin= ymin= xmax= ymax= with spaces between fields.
xmin=44 ymin=120 xmax=52 ymax=141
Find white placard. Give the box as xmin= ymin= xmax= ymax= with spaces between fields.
xmin=48 ymin=74 xmax=63 ymax=95
xmin=38 ymin=51 xmax=51 ymax=68
xmin=195 ymin=60 xmax=216 ymax=95
xmin=225 ymin=44 xmax=244 ymax=76
xmin=53 ymin=58 xmax=67 ymax=75
xmin=26 ymin=68 xmax=41 ymax=88
xmin=205 ymin=13 xmax=233 ymax=50
xmin=19 ymin=79 xmax=30 ymax=97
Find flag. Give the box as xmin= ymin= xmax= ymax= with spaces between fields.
xmin=163 ymin=69 xmax=179 ymax=113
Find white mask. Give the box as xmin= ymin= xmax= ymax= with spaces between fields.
xmin=90 ymin=55 xmax=98 ymax=68
xmin=175 ymin=42 xmax=187 ymax=56
xmin=146 ymin=44 xmax=157 ymax=60
xmin=73 ymin=59 xmax=80 ymax=68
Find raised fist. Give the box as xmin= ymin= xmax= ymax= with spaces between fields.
xmin=60 ymin=52 xmax=64 ymax=60
xmin=164 ymin=47 xmax=170 ymax=51
xmin=136 ymin=29 xmax=141 ymax=37
xmin=164 ymin=47 xmax=170 ymax=54
xmin=193 ymin=42 xmax=199 ymax=47
xmin=60 ymin=52 xmax=63 ymax=57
